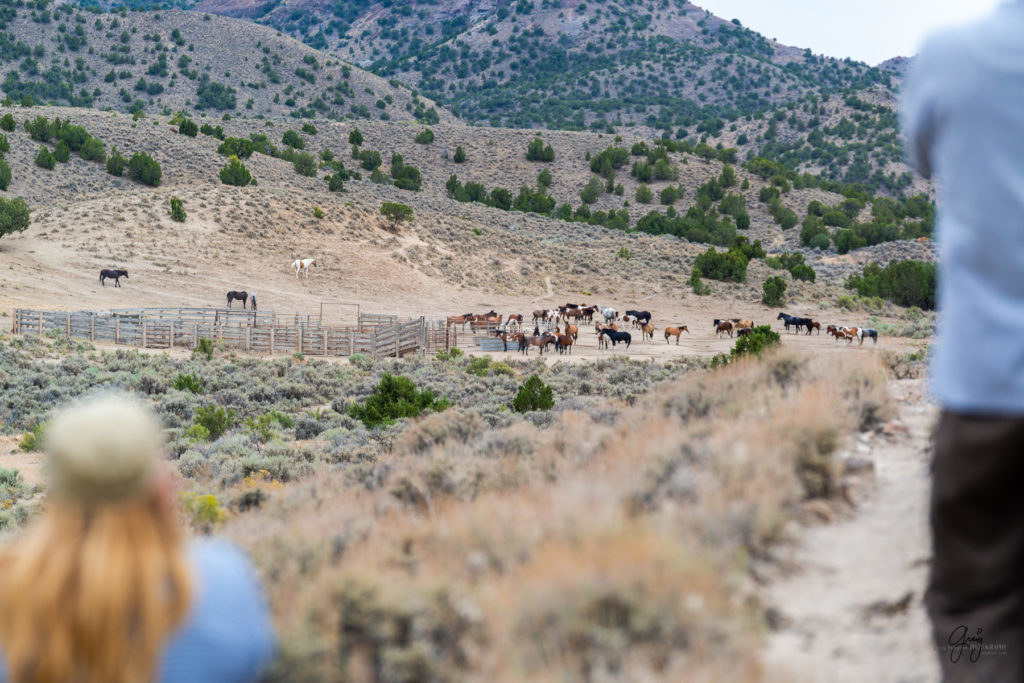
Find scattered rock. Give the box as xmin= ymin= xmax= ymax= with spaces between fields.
xmin=843 ymin=456 xmax=875 ymax=474
xmin=861 ymin=591 xmax=914 ymax=620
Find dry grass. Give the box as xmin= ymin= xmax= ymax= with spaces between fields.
xmin=222 ymin=349 xmax=892 ymax=681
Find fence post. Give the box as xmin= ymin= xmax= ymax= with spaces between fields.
xmin=349 ymin=329 xmax=353 ymax=356
xmin=395 ymin=324 xmax=400 ymax=358
xmin=65 ymin=313 xmax=70 ymax=336
xmin=193 ymin=324 xmax=198 ymax=348
xmin=38 ymin=312 xmax=43 ymax=335
xmin=371 ymin=330 xmax=377 ymax=358
xmin=270 ymin=327 xmax=275 ymax=355
xmin=142 ymin=321 xmax=147 ymax=348
xmin=323 ymin=329 xmax=328 ymax=357
xmin=168 ymin=322 xmax=174 ymax=349
xmin=297 ymin=326 xmax=303 ymax=355
xmin=89 ymin=314 xmax=94 ymax=341
xmin=246 ymin=327 xmax=251 ymax=352
xmin=115 ymin=318 xmax=120 ymax=344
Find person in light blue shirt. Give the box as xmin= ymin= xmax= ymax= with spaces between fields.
xmin=903 ymin=3 xmax=1024 ymax=680
xmin=0 ymin=394 xmax=274 ymax=683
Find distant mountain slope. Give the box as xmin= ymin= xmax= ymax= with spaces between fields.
xmin=0 ymin=6 xmax=454 ymax=123
xmin=191 ymin=0 xmax=893 ymax=134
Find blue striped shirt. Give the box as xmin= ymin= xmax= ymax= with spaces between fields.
xmin=1 ymin=538 xmax=276 ymax=682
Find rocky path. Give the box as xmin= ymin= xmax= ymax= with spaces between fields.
xmin=761 ymin=379 xmax=940 ymax=682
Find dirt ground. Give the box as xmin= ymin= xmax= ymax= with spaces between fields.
xmin=761 ymin=379 xmax=939 ymax=682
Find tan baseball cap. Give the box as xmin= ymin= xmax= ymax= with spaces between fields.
xmin=45 ymin=393 xmax=164 ymax=505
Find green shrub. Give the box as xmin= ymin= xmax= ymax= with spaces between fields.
xmin=414 ymin=128 xmax=434 ymax=144
xmin=193 ymin=405 xmax=236 ymax=440
xmin=0 ymin=197 xmax=30 ymax=239
xmin=293 ymin=152 xmax=317 ymax=177
xmin=106 ymin=147 xmax=126 ymax=176
xmin=18 ymin=421 xmax=46 ymax=452
xmin=0 ymin=158 xmax=10 ymax=190
xmin=694 ymin=247 xmax=747 ymax=282
xmin=762 ymin=276 xmax=787 ymax=307
xmin=301 ymin=123 xmax=317 ymax=135
xmin=846 ymin=260 xmax=936 ymax=310
xmin=80 ymin=137 xmax=106 ymax=163
xmin=0 ymin=114 xmax=13 ymax=131
xmin=635 ymin=184 xmax=653 ymax=203
xmin=348 ymin=128 xmax=363 ymax=146
xmin=380 ymin=202 xmax=413 ymax=231
xmin=453 ymin=145 xmax=465 ymax=163
xmin=358 ymin=149 xmax=382 ymax=171
xmin=327 ymin=174 xmax=343 ymax=192
xmin=687 ymin=267 xmax=710 ymax=295
xmin=731 ymin=325 xmax=781 ymax=361
xmin=513 ymin=374 xmax=554 ymax=413
xmin=282 ymin=129 xmax=305 ymax=149
xmin=25 ymin=115 xmax=52 ymax=142
xmin=34 ymin=146 xmax=55 ymax=170
xmin=466 ymin=356 xmax=492 ymax=377
xmin=219 ymin=156 xmax=252 ymax=186
xmin=616 ymin=246 xmax=632 ymax=260
xmin=526 ymin=136 xmax=554 ymax=162
xmin=178 ymin=119 xmax=198 ymax=136
xmin=169 ymin=197 xmax=186 ymax=222
xmin=173 ymin=371 xmax=203 ymax=393
xmin=313 ymin=206 xmax=325 ymax=219
xmin=53 ymin=140 xmax=70 ymax=163
xmin=790 ymin=264 xmax=816 ymax=282
xmin=435 ymin=347 xmax=464 ymax=362
xmin=217 ymin=137 xmax=255 ymax=158
xmin=127 ymin=151 xmax=161 ymax=186
xmin=193 ymin=337 xmax=214 ymax=360
xmin=348 ymin=373 xmax=450 ymax=428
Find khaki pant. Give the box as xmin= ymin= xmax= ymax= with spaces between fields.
xmin=927 ymin=411 xmax=1024 ymax=682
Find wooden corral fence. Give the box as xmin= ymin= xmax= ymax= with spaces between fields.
xmin=12 ymin=307 xmax=437 ymax=359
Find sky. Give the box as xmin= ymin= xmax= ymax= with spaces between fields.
xmin=694 ymin=0 xmax=1007 ymax=65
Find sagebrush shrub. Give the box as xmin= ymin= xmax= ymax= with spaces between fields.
xmin=169 ymin=197 xmax=186 ymax=222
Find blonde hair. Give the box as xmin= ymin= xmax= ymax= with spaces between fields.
xmin=0 ymin=394 xmax=193 ymax=683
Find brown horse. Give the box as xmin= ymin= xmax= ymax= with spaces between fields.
xmin=641 ymin=321 xmax=655 ymax=341
xmin=561 ymin=308 xmax=584 ymax=324
xmin=556 ymin=334 xmax=574 ymax=355
xmin=730 ymin=318 xmax=754 ymax=329
xmin=520 ymin=333 xmax=556 ymax=355
xmin=664 ymin=325 xmax=688 ymax=344
xmin=493 ymin=328 xmax=524 ymax=352
xmin=809 ymin=321 xmax=821 ymax=334
xmin=446 ymin=313 xmax=474 ymax=331
xmin=580 ymin=306 xmax=597 ymax=324
xmin=715 ymin=320 xmax=734 ymax=338
xmin=565 ymin=324 xmax=579 ymax=341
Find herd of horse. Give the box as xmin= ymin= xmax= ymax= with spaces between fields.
xmin=445 ymin=304 xmax=881 ymax=356
xmin=97 ymin=258 xmax=317 ymax=311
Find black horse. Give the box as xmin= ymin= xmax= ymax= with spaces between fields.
xmin=227 ymin=291 xmax=249 ymax=309
xmin=250 ymin=295 xmax=257 ymax=311
xmin=777 ymin=312 xmax=814 ymax=334
xmin=99 ymin=269 xmax=128 ymax=287
xmin=598 ymin=328 xmax=632 ymax=349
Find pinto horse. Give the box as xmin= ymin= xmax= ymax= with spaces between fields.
xmin=664 ymin=325 xmax=688 ymax=344
xmin=292 ymin=258 xmax=316 ymax=278
xmin=226 ymin=290 xmax=249 ymax=309
xmin=99 ymin=269 xmax=128 ymax=287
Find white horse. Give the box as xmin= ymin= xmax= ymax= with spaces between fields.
xmin=292 ymin=258 xmax=316 ymax=278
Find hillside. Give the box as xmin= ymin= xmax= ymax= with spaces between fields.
xmin=191 ymin=0 xmax=893 ymax=135
xmin=0 ymin=6 xmax=453 ymax=123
